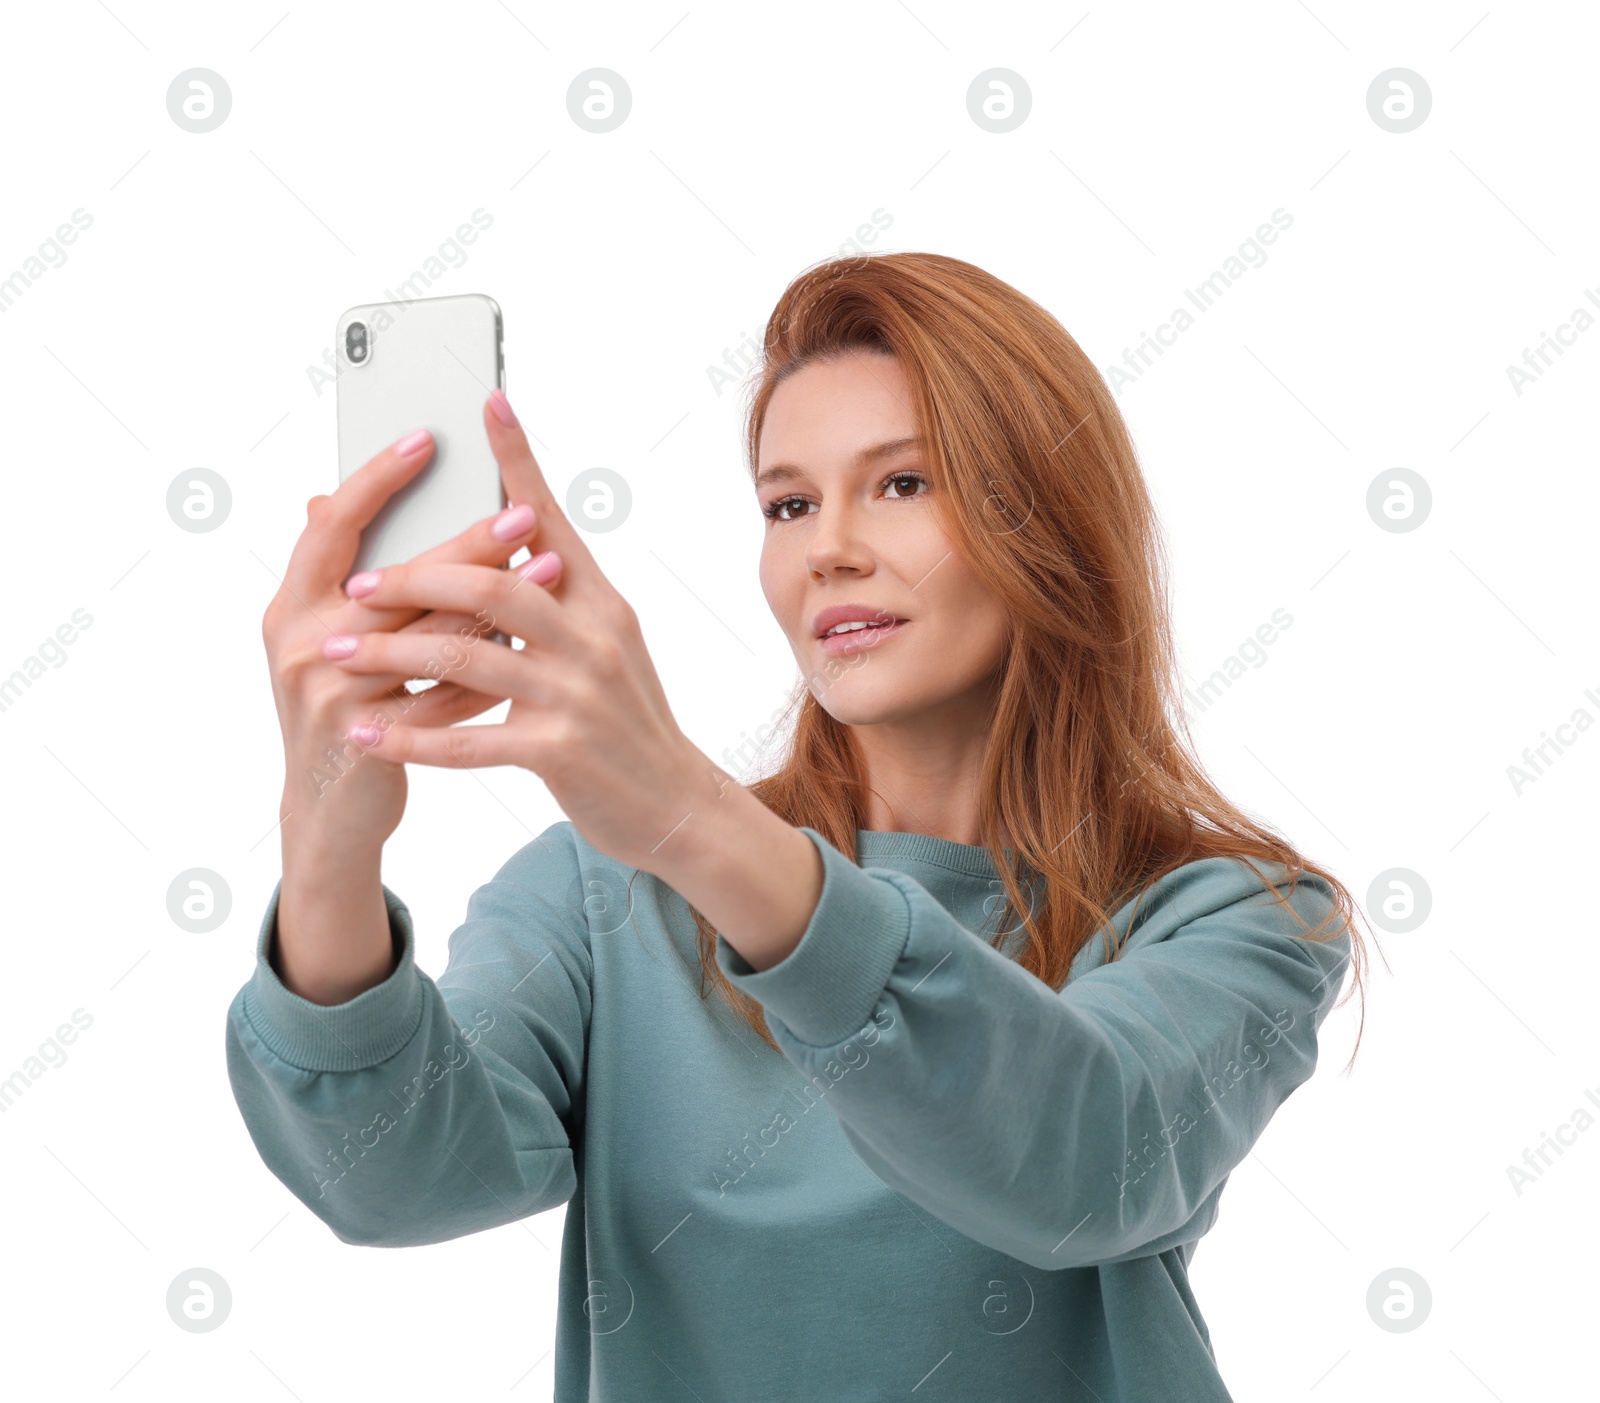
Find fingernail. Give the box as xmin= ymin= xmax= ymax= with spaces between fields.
xmin=350 ymin=724 xmax=381 ymax=747
xmin=492 ymin=502 xmax=535 ymax=540
xmin=395 ymin=428 xmax=432 ymax=456
xmin=517 ymin=551 xmax=561 ymax=585
xmin=322 ymin=635 xmax=360 ymax=659
xmin=488 ymin=388 xmax=518 ymax=427
xmin=345 ymin=570 xmax=382 ymax=598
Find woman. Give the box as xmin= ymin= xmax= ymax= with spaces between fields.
xmin=229 ymin=251 xmax=1368 ymax=1401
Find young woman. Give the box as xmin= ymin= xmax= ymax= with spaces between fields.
xmin=229 ymin=251 xmax=1368 ymax=1401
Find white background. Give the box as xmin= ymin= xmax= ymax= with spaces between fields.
xmin=0 ymin=1 xmax=1594 ymax=1398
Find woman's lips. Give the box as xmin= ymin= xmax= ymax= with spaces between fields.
xmin=817 ymin=619 xmax=909 ymax=657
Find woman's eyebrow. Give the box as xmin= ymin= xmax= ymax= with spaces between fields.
xmin=754 ymin=436 xmax=922 ymax=492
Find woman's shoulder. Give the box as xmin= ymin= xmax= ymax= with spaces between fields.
xmin=1104 ymin=852 xmax=1344 ymax=955
xmin=1062 ymin=854 xmax=1347 ymax=993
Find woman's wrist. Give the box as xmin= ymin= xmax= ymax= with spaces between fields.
xmin=644 ymin=775 xmax=824 ymax=972
xmin=270 ymin=798 xmax=393 ymax=1003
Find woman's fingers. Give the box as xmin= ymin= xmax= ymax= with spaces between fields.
xmin=341 ymin=498 xmax=542 ymax=633
xmin=401 ymin=608 xmax=492 ymax=637
xmin=323 ymin=622 xmax=541 ymax=707
xmin=340 ymin=555 xmax=567 ymax=653
xmin=278 ymin=399 xmax=575 ymax=667
xmin=382 ymin=675 xmax=509 ymax=729
xmin=482 ymin=393 xmax=605 ymax=600
xmin=366 ymin=607 xmax=512 ymax=691
xmin=327 ymin=610 xmax=507 ymax=697
xmin=345 ymin=716 xmax=527 ymax=771
xmin=283 ymin=428 xmax=437 ymax=601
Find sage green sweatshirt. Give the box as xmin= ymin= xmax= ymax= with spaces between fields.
xmin=225 ymin=818 xmax=1349 ymax=1401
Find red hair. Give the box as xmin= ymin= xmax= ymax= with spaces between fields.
xmin=668 ymin=251 xmax=1371 ymax=1066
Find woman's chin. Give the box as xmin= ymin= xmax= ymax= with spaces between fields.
xmin=810 ymin=686 xmax=927 ymax=729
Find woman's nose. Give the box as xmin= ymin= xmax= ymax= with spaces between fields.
xmin=805 ymin=507 xmax=874 ymax=575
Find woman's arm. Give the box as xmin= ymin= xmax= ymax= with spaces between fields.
xmin=225 ymin=821 xmax=593 ymax=1248
xmin=271 ymin=841 xmax=395 ymax=1005
xmin=662 ymin=811 xmax=1350 ymax=1272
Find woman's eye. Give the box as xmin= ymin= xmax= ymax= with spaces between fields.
xmin=762 ymin=472 xmax=926 ymax=523
xmin=763 ymin=496 xmax=811 ymax=522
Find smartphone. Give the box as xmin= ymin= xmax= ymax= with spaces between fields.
xmin=335 ymin=292 xmax=506 ymax=574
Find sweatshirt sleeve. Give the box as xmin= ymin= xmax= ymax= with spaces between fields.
xmin=714 ymin=828 xmax=1351 ymax=1271
xmin=224 ymin=821 xmax=592 ymax=1248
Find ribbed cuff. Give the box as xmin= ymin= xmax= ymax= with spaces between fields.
xmin=239 ymin=876 xmax=426 ymax=1072
xmin=715 ymin=827 xmax=911 ymax=1048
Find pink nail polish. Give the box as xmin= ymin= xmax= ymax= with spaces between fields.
xmin=345 ymin=570 xmax=382 ymax=598
xmin=322 ymin=635 xmax=359 ymax=659
xmin=395 ymin=428 xmax=432 ymax=456
xmin=492 ymin=502 xmax=535 ymax=540
xmin=517 ymin=551 xmax=561 ymax=585
xmin=350 ymin=724 xmax=381 ymax=747
xmin=488 ymin=388 xmax=518 ymax=427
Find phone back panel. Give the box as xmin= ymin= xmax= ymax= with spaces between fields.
xmin=335 ymin=292 xmax=505 ymax=574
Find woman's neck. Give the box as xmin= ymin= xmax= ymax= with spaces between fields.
xmin=848 ymin=678 xmax=1002 ymax=847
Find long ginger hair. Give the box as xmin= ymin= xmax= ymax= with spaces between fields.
xmin=669 ymin=250 xmax=1370 ymax=1068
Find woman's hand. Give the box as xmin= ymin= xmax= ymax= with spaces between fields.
xmin=263 ymin=418 xmax=544 ymax=860
xmin=322 ymin=390 xmax=728 ymax=876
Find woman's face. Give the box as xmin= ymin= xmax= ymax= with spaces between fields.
xmin=755 ymin=349 xmax=1011 ymax=728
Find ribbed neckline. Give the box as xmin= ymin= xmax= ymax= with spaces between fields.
xmin=853 ymin=828 xmax=1006 ymax=876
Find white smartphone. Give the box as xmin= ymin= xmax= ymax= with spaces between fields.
xmin=335 ymin=292 xmax=506 ymax=574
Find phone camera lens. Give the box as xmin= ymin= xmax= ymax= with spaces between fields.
xmin=345 ymin=321 xmax=370 ymax=365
